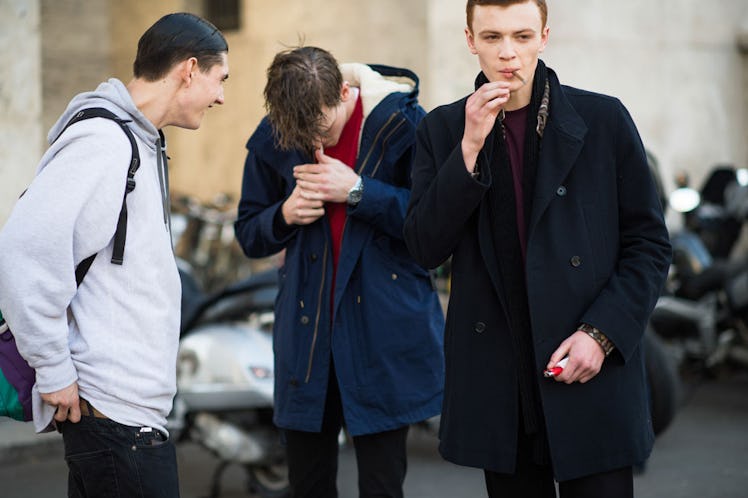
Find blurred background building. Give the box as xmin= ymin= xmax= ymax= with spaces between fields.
xmin=1 ymin=0 xmax=747 ymax=223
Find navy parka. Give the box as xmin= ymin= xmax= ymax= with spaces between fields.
xmin=404 ymin=67 xmax=671 ymax=480
xmin=235 ymin=64 xmax=445 ymax=436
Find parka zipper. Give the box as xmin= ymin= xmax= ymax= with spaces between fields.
xmin=305 ymin=241 xmax=329 ymax=383
xmin=301 ymin=111 xmax=406 ymax=383
xmin=357 ymin=112 xmax=404 ymax=175
xmin=368 ymin=119 xmax=406 ymax=178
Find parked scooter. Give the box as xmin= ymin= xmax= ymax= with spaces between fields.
xmin=167 ymin=263 xmax=290 ymax=498
xmin=171 ymin=194 xmax=255 ymax=294
xmin=650 ymin=165 xmax=748 ymax=378
xmin=622 ymin=151 xmax=682 ymax=437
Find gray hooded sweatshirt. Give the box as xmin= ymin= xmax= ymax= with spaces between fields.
xmin=0 ymin=79 xmax=180 ymax=433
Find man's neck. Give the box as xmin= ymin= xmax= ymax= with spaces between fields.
xmin=127 ymin=77 xmax=177 ymax=130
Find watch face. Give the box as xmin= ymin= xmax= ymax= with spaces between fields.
xmin=348 ymin=178 xmax=363 ymax=204
xmin=348 ymin=187 xmax=363 ymax=204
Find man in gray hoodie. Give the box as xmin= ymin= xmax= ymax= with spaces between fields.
xmin=0 ymin=13 xmax=228 ymax=497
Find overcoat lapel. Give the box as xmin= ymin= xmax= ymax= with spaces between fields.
xmin=474 ymin=77 xmax=588 ymax=321
xmin=528 ymin=86 xmax=587 ymax=232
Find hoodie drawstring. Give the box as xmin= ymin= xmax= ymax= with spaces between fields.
xmin=156 ymin=131 xmax=172 ymax=241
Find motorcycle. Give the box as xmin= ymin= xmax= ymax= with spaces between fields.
xmin=650 ymin=165 xmax=748 ymax=379
xmin=167 ymin=263 xmax=290 ymax=498
xmin=621 ymin=151 xmax=682 ymax=438
xmin=170 ymin=194 xmax=257 ymax=294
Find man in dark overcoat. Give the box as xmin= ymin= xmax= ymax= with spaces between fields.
xmin=403 ymin=1 xmax=672 ymax=497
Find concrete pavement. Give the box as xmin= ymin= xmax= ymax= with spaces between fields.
xmin=0 ymin=418 xmax=62 ymax=465
xmin=1 ymin=372 xmax=747 ymax=497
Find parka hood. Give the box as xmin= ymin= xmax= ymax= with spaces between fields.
xmin=340 ymin=63 xmax=416 ymax=118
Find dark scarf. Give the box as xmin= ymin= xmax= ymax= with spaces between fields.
xmin=477 ymin=60 xmax=550 ymax=456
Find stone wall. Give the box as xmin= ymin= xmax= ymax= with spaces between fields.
xmin=1 ymin=0 xmax=746 ymax=223
xmin=421 ymin=0 xmax=748 ymax=193
xmin=40 ymin=0 xmax=112 ymax=138
xmin=544 ymin=0 xmax=748 ymax=192
xmin=0 ymin=0 xmax=41 ymax=222
xmin=162 ymin=0 xmax=430 ymax=203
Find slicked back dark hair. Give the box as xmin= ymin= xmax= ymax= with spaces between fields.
xmin=466 ymin=0 xmax=548 ymax=31
xmin=263 ymin=46 xmax=343 ymax=152
xmin=133 ymin=12 xmax=228 ymax=81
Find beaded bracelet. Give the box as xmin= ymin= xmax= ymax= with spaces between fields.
xmin=579 ymin=323 xmax=614 ymax=357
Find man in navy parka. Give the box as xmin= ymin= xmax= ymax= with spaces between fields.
xmin=234 ymin=46 xmax=444 ymax=497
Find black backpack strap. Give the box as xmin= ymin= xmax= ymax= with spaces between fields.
xmin=55 ymin=107 xmax=141 ymax=268
xmin=75 ymin=254 xmax=96 ymax=286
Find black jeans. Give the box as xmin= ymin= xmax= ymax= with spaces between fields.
xmin=484 ymin=427 xmax=633 ymax=498
xmin=284 ymin=369 xmax=409 ymax=498
xmin=485 ymin=466 xmax=633 ymax=498
xmin=61 ymin=414 xmax=180 ymax=498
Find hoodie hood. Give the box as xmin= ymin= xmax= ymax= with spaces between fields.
xmin=48 ymin=78 xmax=159 ymax=152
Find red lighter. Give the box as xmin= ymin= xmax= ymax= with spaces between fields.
xmin=543 ymin=356 xmax=569 ymax=378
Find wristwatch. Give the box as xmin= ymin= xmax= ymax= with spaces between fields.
xmin=347 ymin=176 xmax=363 ymax=206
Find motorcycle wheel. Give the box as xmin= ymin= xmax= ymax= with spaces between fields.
xmin=644 ymin=327 xmax=681 ymax=436
xmin=247 ymin=462 xmax=291 ymax=498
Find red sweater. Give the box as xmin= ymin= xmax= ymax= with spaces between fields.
xmin=325 ymin=95 xmax=364 ymax=285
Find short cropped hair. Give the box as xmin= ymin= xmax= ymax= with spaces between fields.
xmin=133 ymin=12 xmax=228 ymax=81
xmin=466 ymin=0 xmax=548 ymax=31
xmin=263 ymin=46 xmax=343 ymax=152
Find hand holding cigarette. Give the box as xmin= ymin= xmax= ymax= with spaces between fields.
xmin=461 ymin=80 xmax=512 ymax=172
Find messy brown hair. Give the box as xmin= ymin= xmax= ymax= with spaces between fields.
xmin=466 ymin=0 xmax=548 ymax=32
xmin=263 ymin=46 xmax=343 ymax=152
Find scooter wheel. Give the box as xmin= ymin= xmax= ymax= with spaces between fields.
xmin=644 ymin=327 xmax=682 ymax=436
xmin=246 ymin=463 xmax=291 ymax=498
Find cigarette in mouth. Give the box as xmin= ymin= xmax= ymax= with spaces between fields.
xmin=513 ymin=70 xmax=526 ymax=84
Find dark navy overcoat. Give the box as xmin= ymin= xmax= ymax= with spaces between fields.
xmin=404 ymin=67 xmax=671 ymax=481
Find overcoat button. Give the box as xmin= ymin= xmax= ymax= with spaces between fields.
xmin=289 ymin=379 xmax=299 ymax=387
xmin=556 ymin=186 xmax=567 ymax=196
xmin=300 ymin=315 xmax=310 ymax=325
xmin=474 ymin=321 xmax=486 ymax=333
xmin=570 ymin=255 xmax=582 ymax=267
xmin=391 ymin=273 xmax=398 ymax=280
xmin=310 ymin=253 xmax=318 ymax=262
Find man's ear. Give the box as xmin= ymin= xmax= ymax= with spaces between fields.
xmin=465 ymin=27 xmax=478 ymax=55
xmin=177 ymin=57 xmax=199 ymax=86
xmin=539 ymin=25 xmax=550 ymax=53
xmin=340 ymin=81 xmax=351 ymax=102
